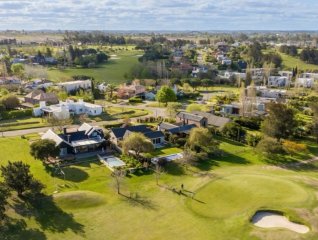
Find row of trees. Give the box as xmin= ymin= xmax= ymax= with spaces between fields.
xmin=279 ymin=45 xmax=298 ymax=56
xmin=299 ymin=48 xmax=318 ymax=65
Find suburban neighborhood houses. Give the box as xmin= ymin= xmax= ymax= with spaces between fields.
xmin=1 ymin=11 xmax=318 ymax=240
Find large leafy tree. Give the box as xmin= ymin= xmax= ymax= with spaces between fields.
xmin=10 ymin=63 xmax=25 ymax=78
xmin=30 ymin=139 xmax=60 ymax=162
xmin=0 ymin=183 xmax=10 ymax=220
xmin=122 ymin=132 xmax=154 ymax=158
xmin=261 ymin=103 xmax=297 ymax=140
xmin=1 ymin=161 xmax=44 ymax=197
xmin=222 ymin=122 xmax=247 ymax=142
xmin=187 ymin=128 xmax=219 ymax=155
xmin=156 ymin=86 xmax=177 ymax=106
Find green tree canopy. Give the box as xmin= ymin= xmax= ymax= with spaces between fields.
xmin=30 ymin=139 xmax=60 ymax=162
xmin=0 ymin=183 xmax=10 ymax=220
xmin=187 ymin=127 xmax=219 ymax=155
xmin=1 ymin=161 xmax=44 ymax=197
xmin=10 ymin=63 xmax=25 ymax=78
xmin=156 ymin=86 xmax=177 ymax=106
xmin=261 ymin=103 xmax=297 ymax=140
xmin=122 ymin=132 xmax=154 ymax=158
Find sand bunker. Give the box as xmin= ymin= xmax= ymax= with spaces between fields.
xmin=252 ymin=211 xmax=309 ymax=234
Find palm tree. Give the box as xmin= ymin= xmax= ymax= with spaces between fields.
xmin=106 ymin=84 xmax=116 ymax=100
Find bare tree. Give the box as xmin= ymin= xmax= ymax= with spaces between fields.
xmin=111 ymin=169 xmax=125 ymax=194
xmin=154 ymin=163 xmax=164 ymax=186
xmin=178 ymin=148 xmax=198 ymax=170
xmin=46 ymin=116 xmax=73 ymax=133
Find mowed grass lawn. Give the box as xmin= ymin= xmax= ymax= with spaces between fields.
xmin=48 ymin=49 xmax=143 ymax=85
xmin=0 ymin=137 xmax=318 ymax=239
xmin=279 ymin=53 xmax=318 ymax=71
xmin=0 ymin=117 xmax=49 ymax=131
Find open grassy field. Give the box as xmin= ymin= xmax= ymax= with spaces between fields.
xmin=0 ymin=137 xmax=318 ymax=240
xmin=279 ymin=53 xmax=318 ymax=71
xmin=47 ymin=48 xmax=143 ymax=85
xmin=0 ymin=117 xmax=49 ymax=131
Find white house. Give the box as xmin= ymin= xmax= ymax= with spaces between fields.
xmin=254 ymin=86 xmax=287 ymax=98
xmin=221 ymin=59 xmax=232 ymax=65
xmin=268 ymin=76 xmax=289 ymax=87
xmin=58 ymin=80 xmax=92 ymax=93
xmin=296 ymin=78 xmax=313 ymax=88
xmin=300 ymin=73 xmax=318 ymax=81
xmin=33 ymin=99 xmax=103 ymax=119
xmin=97 ymin=83 xmax=109 ymax=92
xmin=224 ymin=71 xmax=246 ymax=80
xmin=278 ymin=71 xmax=293 ymax=81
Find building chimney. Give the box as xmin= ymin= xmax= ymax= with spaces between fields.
xmin=63 ymin=127 xmax=67 ymax=135
xmin=67 ymin=135 xmax=71 ymax=143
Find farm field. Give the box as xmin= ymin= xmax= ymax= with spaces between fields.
xmin=0 ymin=137 xmax=318 ymax=240
xmin=47 ymin=48 xmax=142 ymax=85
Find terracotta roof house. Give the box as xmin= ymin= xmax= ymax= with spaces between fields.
xmin=176 ymin=112 xmax=208 ymax=127
xmin=24 ymin=90 xmax=58 ymax=105
xmin=117 ymin=81 xmax=146 ymax=99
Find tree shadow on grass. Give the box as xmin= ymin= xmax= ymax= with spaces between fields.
xmin=45 ymin=165 xmax=89 ymax=183
xmin=164 ymin=161 xmax=185 ymax=176
xmin=13 ymin=194 xmax=85 ymax=236
xmin=120 ymin=193 xmax=158 ymax=210
xmin=214 ymin=151 xmax=250 ymax=165
xmin=0 ymin=218 xmax=47 ymax=240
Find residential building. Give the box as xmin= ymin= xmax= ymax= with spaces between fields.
xmin=176 ymin=112 xmax=208 ymax=127
xmin=296 ymin=78 xmax=313 ymax=88
xmin=221 ymin=59 xmax=232 ymax=65
xmin=33 ymin=99 xmax=103 ymax=119
xmin=251 ymin=86 xmax=287 ymax=99
xmin=117 ymin=80 xmax=146 ymax=99
xmin=24 ymin=90 xmax=58 ymax=105
xmin=0 ymin=77 xmax=21 ymax=85
xmin=24 ymin=79 xmax=53 ymax=90
xmin=278 ymin=71 xmax=293 ymax=80
xmin=158 ymin=122 xmax=196 ymax=135
xmin=300 ymin=73 xmax=318 ymax=81
xmin=42 ymin=123 xmax=105 ymax=157
xmin=268 ymin=76 xmax=289 ymax=87
xmin=109 ymin=125 xmax=165 ymax=148
xmin=58 ymin=80 xmax=92 ymax=93
xmin=220 ymin=104 xmax=240 ymax=116
xmin=191 ymin=111 xmax=231 ymax=129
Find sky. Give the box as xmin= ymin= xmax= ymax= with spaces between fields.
xmin=0 ymin=0 xmax=317 ymax=31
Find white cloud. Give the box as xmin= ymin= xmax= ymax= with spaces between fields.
xmin=0 ymin=0 xmax=317 ymax=30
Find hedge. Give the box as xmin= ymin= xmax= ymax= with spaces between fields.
xmin=0 ymin=109 xmax=33 ymax=120
xmin=128 ymin=97 xmax=143 ymax=103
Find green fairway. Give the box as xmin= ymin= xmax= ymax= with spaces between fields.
xmin=1 ymin=137 xmax=318 ymax=240
xmin=47 ymin=49 xmax=142 ymax=85
xmin=187 ymin=173 xmax=312 ymax=219
xmin=279 ymin=53 xmax=318 ymax=71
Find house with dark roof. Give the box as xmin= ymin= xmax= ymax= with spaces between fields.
xmin=191 ymin=111 xmax=231 ymax=129
xmin=109 ymin=125 xmax=165 ymax=148
xmin=158 ymin=122 xmax=196 ymax=136
xmin=41 ymin=123 xmax=105 ymax=157
xmin=176 ymin=112 xmax=208 ymax=127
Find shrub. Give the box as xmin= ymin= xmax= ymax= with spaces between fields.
xmin=246 ymin=133 xmax=262 ymax=147
xmin=128 ymin=97 xmax=143 ymax=103
xmin=282 ymin=140 xmax=307 ymax=156
xmin=257 ymin=137 xmax=283 ymax=155
xmin=0 ymin=109 xmax=32 ymax=120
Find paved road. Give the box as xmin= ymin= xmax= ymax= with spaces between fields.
xmin=1 ymin=101 xmax=167 ymax=137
